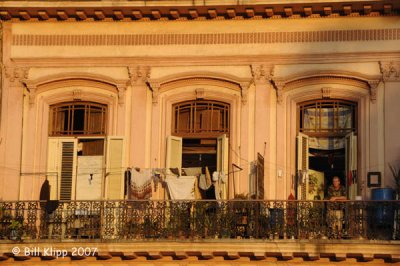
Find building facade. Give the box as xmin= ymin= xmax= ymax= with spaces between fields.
xmin=0 ymin=0 xmax=399 ymax=265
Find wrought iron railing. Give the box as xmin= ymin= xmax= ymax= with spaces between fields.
xmin=0 ymin=200 xmax=399 ymax=241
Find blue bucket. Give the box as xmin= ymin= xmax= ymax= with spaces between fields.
xmin=371 ymin=188 xmax=395 ymax=225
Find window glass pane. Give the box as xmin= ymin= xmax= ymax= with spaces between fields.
xmin=49 ymin=102 xmax=107 ymax=136
xmin=172 ymin=100 xmax=229 ymax=137
xmin=299 ymin=100 xmax=356 ymax=137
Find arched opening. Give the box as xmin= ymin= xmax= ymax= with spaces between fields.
xmin=296 ymin=99 xmax=358 ymax=200
xmin=166 ymin=99 xmax=231 ymax=200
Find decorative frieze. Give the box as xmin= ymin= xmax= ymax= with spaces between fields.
xmin=12 ymin=28 xmax=400 ymax=47
xmin=380 ymin=61 xmax=400 ymax=82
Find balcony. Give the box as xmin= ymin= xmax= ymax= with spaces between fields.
xmin=0 ymin=200 xmax=399 ymax=241
xmin=1 ymin=200 xmax=399 ymax=263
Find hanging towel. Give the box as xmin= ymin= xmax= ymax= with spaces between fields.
xmin=165 ymin=176 xmax=196 ymax=200
xmin=129 ymin=168 xmax=153 ymax=200
xmin=194 ymin=177 xmax=202 ymax=200
xmin=183 ymin=167 xmax=202 ymax=176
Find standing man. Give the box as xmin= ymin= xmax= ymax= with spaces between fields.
xmin=327 ymin=176 xmax=347 ymax=238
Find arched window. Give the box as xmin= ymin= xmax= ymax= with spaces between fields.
xmin=49 ymin=102 xmax=107 ymax=136
xmin=172 ymin=100 xmax=230 ymax=137
xmin=296 ymin=99 xmax=358 ymax=200
xmin=298 ymin=99 xmax=357 ymax=138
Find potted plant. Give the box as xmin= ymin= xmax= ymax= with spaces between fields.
xmin=8 ymin=220 xmax=23 ymax=241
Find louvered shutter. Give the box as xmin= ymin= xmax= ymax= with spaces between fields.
xmin=47 ymin=138 xmax=77 ymax=200
xmin=59 ymin=139 xmax=77 ymax=200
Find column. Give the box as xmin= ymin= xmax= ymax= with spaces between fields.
xmin=251 ymin=64 xmax=275 ymax=199
xmin=0 ymin=67 xmax=29 ymax=200
xmin=128 ymin=66 xmax=151 ymax=168
xmin=381 ymin=61 xmax=400 ymax=190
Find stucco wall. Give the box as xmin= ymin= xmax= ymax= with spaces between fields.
xmin=0 ymin=15 xmax=399 ymax=200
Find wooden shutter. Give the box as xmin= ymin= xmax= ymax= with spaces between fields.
xmin=217 ymin=134 xmax=229 ymax=199
xmin=60 ymin=140 xmax=77 ymax=200
xmin=47 ymin=138 xmax=60 ymax=200
xmin=296 ymin=133 xmax=309 ymax=200
xmin=166 ymin=136 xmax=183 ymax=171
xmin=47 ymin=138 xmax=77 ymax=200
xmin=345 ymin=132 xmax=357 ymax=200
xmin=105 ymin=136 xmax=124 ymax=199
xmin=256 ymin=153 xmax=265 ymax=200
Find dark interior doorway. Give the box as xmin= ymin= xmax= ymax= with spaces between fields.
xmin=309 ymin=147 xmax=345 ymax=198
xmin=182 ymin=138 xmax=217 ymax=173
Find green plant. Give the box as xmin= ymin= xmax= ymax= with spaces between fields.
xmin=8 ymin=220 xmax=23 ymax=231
xmin=389 ymin=163 xmax=400 ymax=196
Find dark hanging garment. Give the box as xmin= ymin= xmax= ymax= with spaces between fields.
xmin=40 ymin=179 xmax=50 ymax=209
xmin=124 ymin=169 xmax=132 ymax=197
xmin=45 ymin=200 xmax=59 ymax=214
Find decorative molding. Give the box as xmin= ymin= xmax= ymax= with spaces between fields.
xmin=148 ymin=81 xmax=160 ymax=105
xmin=321 ymin=87 xmax=332 ymax=99
xmin=195 ymin=88 xmax=205 ymax=99
xmin=73 ymin=89 xmax=82 ymax=101
xmin=148 ymin=71 xmax=251 ymax=105
xmin=0 ymin=1 xmax=397 ymax=22
xmin=273 ymin=80 xmax=286 ymax=104
xmin=12 ymin=28 xmax=400 ymax=47
xmin=4 ymin=66 xmax=29 ymax=87
xmin=367 ymin=79 xmax=380 ymax=103
xmin=239 ymin=81 xmax=252 ymax=105
xmin=272 ymin=71 xmax=381 ymax=104
xmin=25 ymin=83 xmax=37 ymax=105
xmin=22 ymin=72 xmax=128 ymax=105
xmin=380 ymin=61 xmax=400 ymax=82
xmin=128 ymin=65 xmax=151 ymax=86
xmin=251 ymin=64 xmax=274 ymax=85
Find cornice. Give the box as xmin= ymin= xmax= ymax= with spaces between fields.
xmin=0 ymin=0 xmax=399 ymax=21
xmin=0 ymin=241 xmax=399 ymax=263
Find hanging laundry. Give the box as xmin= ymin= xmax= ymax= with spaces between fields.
xmin=194 ymin=177 xmax=202 ymax=200
xmin=183 ymin=167 xmax=202 ymax=177
xmin=199 ymin=166 xmax=212 ymax=191
xmin=129 ymin=168 xmax=153 ymax=200
xmin=124 ymin=168 xmax=132 ymax=197
xmin=152 ymin=168 xmax=166 ymax=192
xmin=165 ymin=176 xmax=196 ymax=200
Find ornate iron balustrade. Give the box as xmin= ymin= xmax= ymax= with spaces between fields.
xmin=0 ymin=200 xmax=399 ymax=241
